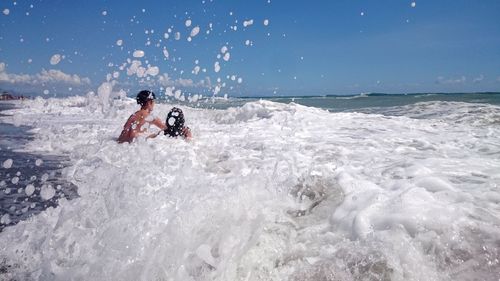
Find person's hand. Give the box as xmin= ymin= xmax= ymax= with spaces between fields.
xmin=146 ymin=131 xmax=162 ymax=139
xmin=183 ymin=127 xmax=193 ymax=140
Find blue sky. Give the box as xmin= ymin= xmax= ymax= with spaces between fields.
xmin=1 ymin=0 xmax=499 ymax=97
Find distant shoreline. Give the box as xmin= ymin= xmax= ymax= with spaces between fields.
xmin=1 ymin=88 xmax=499 ymax=100
xmin=0 ymin=92 xmax=28 ymax=101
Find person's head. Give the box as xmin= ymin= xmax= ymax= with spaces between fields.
xmin=164 ymin=107 xmax=185 ymax=137
xmin=136 ymin=90 xmax=156 ymax=112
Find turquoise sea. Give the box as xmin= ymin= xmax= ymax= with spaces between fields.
xmin=268 ymin=92 xmax=500 ymax=112
xmin=168 ymin=92 xmax=500 ymax=113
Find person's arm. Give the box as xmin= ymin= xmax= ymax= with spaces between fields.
xmin=145 ymin=117 xmax=166 ymax=140
xmin=149 ymin=118 xmax=166 ymax=130
xmin=183 ymin=127 xmax=192 ymax=140
xmin=146 ymin=130 xmax=163 ymax=139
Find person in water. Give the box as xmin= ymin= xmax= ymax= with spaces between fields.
xmin=164 ymin=107 xmax=192 ymax=140
xmin=118 ymin=90 xmax=166 ymax=143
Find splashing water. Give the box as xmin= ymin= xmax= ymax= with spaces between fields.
xmin=0 ymin=96 xmax=499 ymax=280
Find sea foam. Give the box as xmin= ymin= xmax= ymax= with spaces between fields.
xmin=0 ymin=96 xmax=499 ymax=280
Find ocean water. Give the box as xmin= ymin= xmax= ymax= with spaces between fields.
xmin=0 ymin=93 xmax=499 ymax=280
xmin=0 ymin=103 xmax=77 ymax=231
xmin=267 ymin=92 xmax=500 ymax=113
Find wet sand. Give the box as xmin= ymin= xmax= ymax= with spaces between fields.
xmin=0 ymin=102 xmax=77 ymax=231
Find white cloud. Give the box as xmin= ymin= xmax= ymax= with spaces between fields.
xmin=177 ymin=78 xmax=197 ymax=87
xmin=497 ymin=76 xmax=500 ymax=82
xmin=36 ymin=69 xmax=91 ymax=85
xmin=0 ymin=62 xmax=91 ymax=86
xmin=472 ymin=74 xmax=484 ymax=84
xmin=436 ymin=76 xmax=466 ymax=85
xmin=157 ymin=73 xmax=211 ymax=88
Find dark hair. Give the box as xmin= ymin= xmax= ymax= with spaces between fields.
xmin=136 ymin=90 xmax=156 ymax=106
xmin=164 ymin=107 xmax=185 ymax=137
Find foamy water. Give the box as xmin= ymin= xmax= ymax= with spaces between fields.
xmin=0 ymin=96 xmax=499 ymax=280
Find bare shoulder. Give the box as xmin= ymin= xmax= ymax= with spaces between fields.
xmin=135 ymin=110 xmax=148 ymax=119
xmin=123 ymin=112 xmax=137 ymax=127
